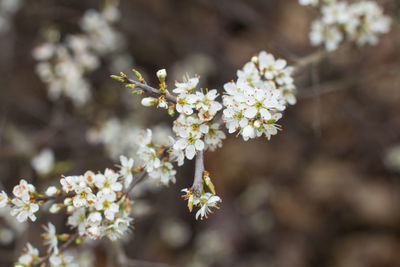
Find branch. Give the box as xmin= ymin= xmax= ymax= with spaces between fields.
xmin=33 ymin=232 xmax=79 ymax=266
xmin=124 ymin=78 xmax=177 ymax=103
xmin=125 ymin=171 xmax=147 ymax=196
xmin=191 ymin=150 xmax=205 ymax=197
xmin=293 ymin=50 xmax=328 ymax=74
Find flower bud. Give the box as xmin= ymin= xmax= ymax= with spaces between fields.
xmin=188 ymin=194 xmax=194 ymax=212
xmin=204 ymin=172 xmax=216 ymax=195
xmin=251 ymin=56 xmax=259 ymax=65
xmin=168 ymin=105 xmax=175 ymax=117
xmin=253 ymin=120 xmax=262 ymax=128
xmin=64 ymin=197 xmax=72 ymax=206
xmin=141 ymin=97 xmax=156 ymax=107
xmin=49 ymin=203 xmax=63 ymax=213
xmin=157 ymin=69 xmax=167 ymax=81
xmin=45 ymin=186 xmax=58 ymax=197
xmin=58 ymin=233 xmax=70 ymax=241
xmin=66 ymin=205 xmax=75 ymax=213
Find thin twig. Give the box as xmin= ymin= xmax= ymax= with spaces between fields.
xmin=125 ymin=171 xmax=147 ymax=196
xmin=191 ymin=150 xmax=205 ymax=197
xmin=293 ymin=50 xmax=328 ymax=74
xmin=311 ymin=62 xmax=322 ymax=137
xmin=124 ymin=78 xmax=177 ymax=103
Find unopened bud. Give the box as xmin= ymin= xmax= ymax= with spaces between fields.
xmin=204 ymin=172 xmax=216 ymax=195
xmin=66 ymin=205 xmax=75 ymax=213
xmin=125 ymin=84 xmax=137 ymax=89
xmin=188 ymin=194 xmax=194 ymax=212
xmin=49 ymin=203 xmax=63 ymax=213
xmin=64 ymin=198 xmax=72 ymax=206
xmin=253 ymin=120 xmax=262 ymax=128
xmin=45 ymin=186 xmax=58 ymax=197
xmin=141 ymin=97 xmax=156 ymax=107
xmin=132 ymin=69 xmax=144 ymax=83
xmin=110 ymin=75 xmax=124 ymax=82
xmin=156 ymin=69 xmax=167 ymax=81
xmin=168 ymin=105 xmax=175 ymax=117
xmin=251 ymin=56 xmax=259 ymax=65
xmin=58 ymin=233 xmax=70 ymax=241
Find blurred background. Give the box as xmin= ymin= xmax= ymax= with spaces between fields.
xmin=0 ymin=0 xmax=400 ymax=266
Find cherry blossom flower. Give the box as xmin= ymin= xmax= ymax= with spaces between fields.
xmin=43 ymin=222 xmax=59 ymax=254
xmin=10 ymin=198 xmax=39 ymax=222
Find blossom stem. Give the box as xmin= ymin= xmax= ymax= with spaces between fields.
xmin=293 ymin=49 xmax=328 ymax=74
xmin=192 ymin=150 xmax=205 ymax=197
xmin=125 ymin=171 xmax=147 ymax=196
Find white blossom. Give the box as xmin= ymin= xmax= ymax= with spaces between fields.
xmin=15 ymin=243 xmax=39 ymax=266
xmin=45 ymin=186 xmax=58 ymax=197
xmin=119 ymin=155 xmax=134 ymax=189
xmin=12 ymin=179 xmax=35 ymax=202
xmin=10 ymin=198 xmax=39 ymax=222
xmin=43 ymin=222 xmax=58 ymax=254
xmin=195 ymin=193 xmax=221 ymax=220
xmin=0 ymin=191 xmax=8 ymax=208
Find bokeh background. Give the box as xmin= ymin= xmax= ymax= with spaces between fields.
xmin=1 ymin=0 xmax=400 ymax=266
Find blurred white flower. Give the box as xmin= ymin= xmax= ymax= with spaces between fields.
xmin=31 ymin=148 xmax=54 ymax=175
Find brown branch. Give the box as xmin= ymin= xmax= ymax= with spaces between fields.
xmin=125 ymin=171 xmax=147 ymax=196
xmin=293 ymin=50 xmax=328 ymax=74
xmin=191 ymin=150 xmax=204 ymax=197
xmin=124 ymin=78 xmax=177 ymax=103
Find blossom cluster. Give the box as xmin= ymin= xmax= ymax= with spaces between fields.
xmin=87 ymin=117 xmax=172 ymax=161
xmin=59 ymin=165 xmax=133 ymax=241
xmin=0 ymin=155 xmax=138 ymax=243
xmin=301 ymin=0 xmax=391 ymax=51
xmin=136 ymin=129 xmax=177 ymax=185
xmin=222 ymin=51 xmax=295 ymax=141
xmin=33 ymin=1 xmax=131 ymax=106
xmin=172 ymin=75 xmax=226 ymax=160
xmin=0 ymin=179 xmax=39 ymax=223
xmin=15 ymin=223 xmax=78 ymax=267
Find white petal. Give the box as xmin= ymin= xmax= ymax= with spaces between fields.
xmin=185 ymin=145 xmax=196 ymax=160
xmin=195 ymin=140 xmax=204 ymax=151
xmin=243 ymin=106 xmax=257 ymax=118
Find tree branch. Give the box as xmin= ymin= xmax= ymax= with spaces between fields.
xmin=191 ymin=150 xmax=205 ymax=197
xmin=125 ymin=171 xmax=147 ymax=196
xmin=124 ymin=78 xmax=177 ymax=103
xmin=293 ymin=50 xmax=328 ymax=74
